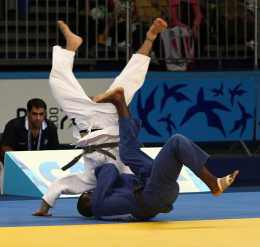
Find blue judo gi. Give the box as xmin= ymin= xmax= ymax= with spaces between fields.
xmin=90 ymin=117 xmax=210 ymax=220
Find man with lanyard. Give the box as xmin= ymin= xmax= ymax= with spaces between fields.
xmin=0 ymin=98 xmax=59 ymax=163
xmin=33 ymin=18 xmax=168 ymax=216
xmin=77 ymin=87 xmax=239 ymax=220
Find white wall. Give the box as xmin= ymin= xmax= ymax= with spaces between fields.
xmin=0 ymin=78 xmax=114 ymax=143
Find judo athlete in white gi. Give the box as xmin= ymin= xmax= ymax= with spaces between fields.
xmin=33 ymin=18 xmax=168 ymax=216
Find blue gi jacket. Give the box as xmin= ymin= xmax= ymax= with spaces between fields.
xmin=91 ymin=164 xmax=141 ymax=218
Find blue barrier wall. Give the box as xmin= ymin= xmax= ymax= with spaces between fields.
xmin=207 ymin=155 xmax=260 ymax=186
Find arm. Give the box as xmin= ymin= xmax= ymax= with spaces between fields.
xmin=46 ymin=122 xmax=59 ymax=149
xmin=170 ymin=0 xmax=186 ymax=27
xmin=170 ymin=0 xmax=202 ymax=37
xmin=92 ymin=164 xmax=134 ymax=217
xmin=0 ymin=120 xmax=16 ymax=163
xmin=191 ymin=0 xmax=203 ymax=38
xmin=0 ymin=146 xmax=13 ymax=163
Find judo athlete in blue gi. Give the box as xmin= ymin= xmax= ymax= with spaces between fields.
xmin=77 ymin=88 xmax=239 ymax=220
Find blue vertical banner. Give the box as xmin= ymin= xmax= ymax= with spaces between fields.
xmin=255 ymin=75 xmax=260 ymax=141
xmin=130 ymin=71 xmax=257 ymax=143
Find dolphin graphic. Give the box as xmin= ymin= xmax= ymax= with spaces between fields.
xmin=230 ymin=102 xmax=253 ymax=137
xmin=229 ymin=83 xmax=247 ymax=106
xmin=211 ymin=83 xmax=224 ymax=97
xmin=180 ymin=88 xmax=230 ymax=136
xmin=160 ymin=83 xmax=191 ymax=110
xmin=137 ymin=87 xmax=161 ymax=137
xmin=158 ymin=113 xmax=177 ymax=136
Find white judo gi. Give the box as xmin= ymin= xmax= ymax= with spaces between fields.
xmin=43 ymin=46 xmax=151 ymax=206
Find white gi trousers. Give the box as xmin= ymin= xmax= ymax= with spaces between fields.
xmin=43 ymin=46 xmax=151 ymax=206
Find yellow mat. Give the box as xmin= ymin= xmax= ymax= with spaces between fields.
xmin=1 ymin=218 xmax=260 ymax=247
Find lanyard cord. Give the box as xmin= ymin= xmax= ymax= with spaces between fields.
xmin=27 ymin=128 xmax=42 ymax=151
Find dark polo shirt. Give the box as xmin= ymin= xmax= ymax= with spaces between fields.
xmin=1 ymin=116 xmax=59 ymax=151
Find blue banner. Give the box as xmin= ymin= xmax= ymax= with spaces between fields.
xmin=130 ymin=71 xmax=257 ymax=143
xmin=255 ymin=76 xmax=260 ymax=141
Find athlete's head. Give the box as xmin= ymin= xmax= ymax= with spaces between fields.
xmin=77 ymin=191 xmax=93 ymax=217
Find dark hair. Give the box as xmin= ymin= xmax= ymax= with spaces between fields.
xmin=27 ymin=98 xmax=47 ymax=112
xmin=77 ymin=192 xmax=93 ymax=217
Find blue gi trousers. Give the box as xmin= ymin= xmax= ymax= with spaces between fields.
xmin=119 ymin=117 xmax=210 ymax=211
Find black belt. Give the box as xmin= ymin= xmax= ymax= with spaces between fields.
xmin=79 ymin=128 xmax=101 ymax=134
xmin=61 ymin=142 xmax=118 ymax=171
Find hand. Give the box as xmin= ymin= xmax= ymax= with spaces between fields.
xmin=192 ymin=8 xmax=203 ymax=39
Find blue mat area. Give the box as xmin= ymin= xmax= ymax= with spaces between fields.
xmin=0 ymin=191 xmax=260 ymax=227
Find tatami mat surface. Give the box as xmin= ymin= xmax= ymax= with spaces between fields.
xmin=1 ymin=191 xmax=259 ymax=246
xmin=1 ymin=218 xmax=260 ymax=247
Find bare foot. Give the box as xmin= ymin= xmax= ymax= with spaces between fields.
xmin=57 ymin=20 xmax=83 ymax=51
xmin=33 ymin=210 xmax=52 ymax=217
xmin=146 ymin=18 xmax=168 ymax=41
xmin=212 ymin=170 xmax=239 ymax=196
xmin=93 ymin=87 xmax=125 ymax=104
xmin=33 ymin=200 xmax=52 ymax=216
